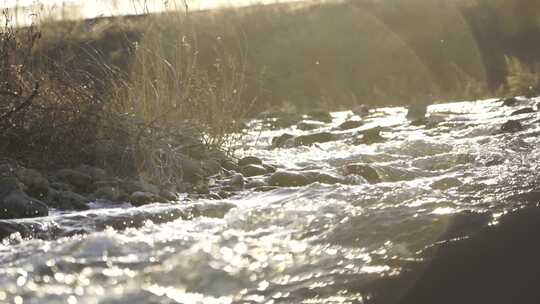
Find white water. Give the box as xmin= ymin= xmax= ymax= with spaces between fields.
xmin=1 ymin=97 xmax=539 ymax=303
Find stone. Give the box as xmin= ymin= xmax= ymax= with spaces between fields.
xmin=94 ymin=186 xmax=124 ymax=201
xmin=55 ymin=169 xmax=93 ymax=192
xmin=342 ymin=164 xmax=381 ymax=183
xmin=221 ymin=160 xmax=239 ymax=172
xmin=294 ymin=132 xmax=334 ymax=146
xmin=500 ymin=120 xmax=523 ymax=133
xmin=268 ymin=171 xmax=310 ymax=187
xmin=510 ymin=107 xmax=535 ymax=116
xmin=245 ymin=180 xmax=267 ymax=189
xmin=263 ymin=164 xmax=277 ymax=173
xmin=15 ymin=168 xmax=49 ymax=199
xmin=355 ymin=127 xmax=385 ymax=145
xmin=202 ymin=159 xmax=222 ymax=176
xmin=297 ymin=121 xmax=326 ymax=131
xmin=50 ymin=182 xmax=74 ymax=192
xmin=338 ymin=120 xmax=363 ymax=130
xmin=121 ymin=179 xmax=160 ymax=195
xmin=303 ymin=171 xmax=343 ymax=184
xmin=159 ymin=190 xmax=178 ymax=201
xmin=76 ymin=165 xmax=108 ymax=181
xmin=229 ymin=174 xmax=245 ymax=187
xmin=47 ymin=189 xmax=90 ymax=211
xmin=240 ymin=164 xmax=267 ymax=177
xmin=306 ymin=110 xmax=333 ymax=123
xmin=238 ymin=156 xmax=263 ymax=167
xmin=352 ymin=104 xmax=370 ymax=116
xmin=502 ymin=97 xmax=519 ymax=106
xmin=0 ymin=177 xmax=48 ymax=219
xmin=180 ymin=157 xmax=204 ymax=183
xmin=272 ymin=133 xmax=295 ymax=148
xmin=129 ymin=191 xmax=164 ymax=206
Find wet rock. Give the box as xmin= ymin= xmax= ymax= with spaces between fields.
xmin=406 ymin=101 xmax=429 ymax=121
xmin=272 ymin=133 xmax=295 ymax=148
xmin=266 ymin=116 xmax=302 ymax=129
xmin=352 ymin=104 xmax=370 ymax=116
xmin=354 ymin=127 xmax=385 ymax=145
xmin=47 ymin=189 xmax=90 ymax=211
xmin=303 ymin=171 xmax=343 ymax=184
xmin=229 ymin=173 xmax=245 ymax=187
xmin=297 ymin=121 xmax=326 ymax=131
xmin=294 ymin=132 xmax=334 ymax=146
xmin=94 ymin=186 xmax=124 ymax=201
xmin=55 ymin=169 xmax=93 ymax=193
xmin=221 ymin=160 xmax=239 ymax=172
xmin=268 ymin=171 xmax=310 ymax=187
xmin=238 ymin=156 xmax=263 ymax=167
xmin=129 ymin=191 xmax=164 ymax=206
xmin=50 ymin=182 xmax=74 ymax=192
xmin=431 ymin=177 xmax=463 ymax=190
xmin=499 ymin=120 xmax=523 ymax=133
xmin=306 ymin=110 xmax=332 ymax=123
xmin=0 ymin=177 xmax=48 ymax=219
xmin=342 ymin=164 xmax=381 ymax=183
xmin=502 ymin=96 xmax=519 ymax=106
xmin=245 ymin=180 xmax=267 ymax=189
xmin=159 ymin=190 xmax=178 ymax=201
xmin=15 ymin=168 xmax=49 ymax=199
xmin=262 ymin=164 xmax=277 ymax=173
xmin=240 ymin=164 xmax=267 ymax=177
xmin=254 ymin=186 xmax=279 ymax=192
xmin=338 ymin=120 xmax=363 ymax=130
xmin=510 ymin=107 xmax=535 ymax=116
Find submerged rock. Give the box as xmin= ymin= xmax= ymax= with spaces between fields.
xmin=431 ymin=177 xmax=463 ymax=190
xmin=229 ymin=173 xmax=245 ymax=187
xmin=0 ymin=177 xmax=48 ymax=219
xmin=129 ymin=191 xmax=165 ymax=206
xmin=297 ymin=121 xmax=326 ymax=131
xmin=352 ymin=104 xmax=370 ymax=116
xmin=272 ymin=133 xmax=295 ymax=148
xmin=338 ymin=119 xmax=363 ymax=130
xmin=354 ymin=127 xmax=385 ymax=145
xmin=342 ymin=164 xmax=381 ymax=183
xmin=294 ymin=132 xmax=334 ymax=146
xmin=303 ymin=171 xmax=343 ymax=184
xmin=510 ymin=107 xmax=535 ymax=116
xmin=501 ymin=96 xmax=519 ymax=106
xmin=268 ymin=171 xmax=310 ymax=187
xmin=499 ymin=120 xmax=523 ymax=133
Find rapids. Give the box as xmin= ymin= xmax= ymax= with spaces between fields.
xmin=1 ymin=97 xmax=539 ymax=304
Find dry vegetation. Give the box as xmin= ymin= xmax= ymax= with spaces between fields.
xmin=0 ymin=0 xmax=539 ymax=182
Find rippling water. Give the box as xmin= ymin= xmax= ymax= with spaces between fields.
xmin=1 ymin=97 xmax=539 ymax=304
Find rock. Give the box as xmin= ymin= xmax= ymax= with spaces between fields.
xmin=502 ymin=96 xmax=519 ymax=106
xmin=129 ymin=191 xmax=164 ymax=206
xmin=47 ymin=189 xmax=89 ymax=210
xmin=352 ymin=104 xmax=370 ymax=116
xmin=94 ymin=186 xmax=123 ymax=201
xmin=342 ymin=164 xmax=381 ymax=183
xmin=121 ymin=179 xmax=160 ymax=195
xmin=202 ymin=159 xmax=222 ymax=176
xmin=15 ymin=168 xmax=49 ymax=199
xmin=272 ymin=133 xmax=295 ymax=148
xmin=180 ymin=157 xmax=204 ymax=183
xmin=338 ymin=120 xmax=363 ymax=130
xmin=297 ymin=121 xmax=326 ymax=131
xmin=268 ymin=171 xmax=310 ymax=187
xmin=303 ymin=171 xmax=343 ymax=184
xmin=159 ymin=190 xmax=178 ymax=201
xmin=229 ymin=174 xmax=245 ymax=187
xmin=263 ymin=164 xmax=277 ymax=173
xmin=245 ymin=180 xmax=267 ymax=189
xmin=431 ymin=177 xmax=463 ymax=190
xmin=0 ymin=177 xmax=48 ymax=219
xmin=406 ymin=100 xmax=429 ymax=121
xmin=306 ymin=110 xmax=332 ymax=123
xmin=500 ymin=120 xmax=523 ymax=133
xmin=510 ymin=107 xmax=535 ymax=116
xmin=240 ymin=164 xmax=267 ymax=177
xmin=50 ymin=182 xmax=74 ymax=192
xmin=238 ymin=156 xmax=263 ymax=167
xmin=55 ymin=169 xmax=93 ymax=192
xmin=294 ymin=132 xmax=334 ymax=146
xmin=76 ymin=165 xmax=108 ymax=181
xmin=221 ymin=160 xmax=239 ymax=172
xmin=355 ymin=127 xmax=385 ymax=145
xmin=266 ymin=116 xmax=301 ymax=129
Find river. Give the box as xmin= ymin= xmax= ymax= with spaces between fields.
xmin=1 ymin=97 xmax=539 ymax=303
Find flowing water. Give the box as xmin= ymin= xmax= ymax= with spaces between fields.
xmin=1 ymin=97 xmax=540 ymax=304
